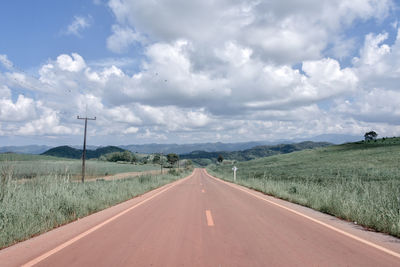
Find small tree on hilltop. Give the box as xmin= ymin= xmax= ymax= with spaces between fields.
xmin=364 ymin=131 xmax=378 ymax=141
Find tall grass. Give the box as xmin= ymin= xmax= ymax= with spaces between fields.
xmin=0 ymin=167 xmax=191 ymax=249
xmin=208 ymin=140 xmax=400 ymax=237
xmin=0 ymin=154 xmax=160 ymax=180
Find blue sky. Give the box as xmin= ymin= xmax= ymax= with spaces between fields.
xmin=1 ymin=0 xmax=400 ymax=146
xmin=0 ymin=1 xmax=114 ymax=68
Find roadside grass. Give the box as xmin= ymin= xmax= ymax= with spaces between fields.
xmin=0 ymin=154 xmax=160 ymax=180
xmin=0 ymin=167 xmax=191 ymax=249
xmin=208 ymin=138 xmax=400 ymax=237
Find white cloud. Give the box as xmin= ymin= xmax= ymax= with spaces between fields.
xmin=57 ymin=53 xmax=86 ymax=72
xmin=107 ymin=106 xmax=141 ymax=124
xmin=354 ymin=32 xmax=391 ymax=67
xmin=302 ymin=58 xmax=358 ymax=98
xmin=335 ymin=28 xmax=400 ymax=127
xmin=0 ymin=54 xmax=13 ymax=70
xmin=107 ymin=25 xmax=144 ymax=53
xmin=17 ymin=104 xmax=75 ymax=136
xmin=0 ymin=85 xmax=11 ymax=99
xmin=335 ymin=89 xmax=400 ymax=124
xmin=123 ymin=126 xmax=139 ymax=134
xmin=107 ymin=0 xmax=393 ymax=64
xmin=88 ymin=57 xmax=136 ymax=68
xmin=137 ymin=129 xmax=167 ymax=140
xmin=0 ymin=95 xmax=36 ymax=122
xmin=2 ymin=1 xmax=400 ymax=144
xmin=65 ymin=15 xmax=92 ymax=37
xmin=352 ymin=29 xmax=400 ymax=91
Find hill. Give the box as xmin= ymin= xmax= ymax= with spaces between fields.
xmin=41 ymin=146 xmax=125 ymax=159
xmin=208 ymin=137 xmax=400 ymax=238
xmin=180 ymin=141 xmax=332 ymax=165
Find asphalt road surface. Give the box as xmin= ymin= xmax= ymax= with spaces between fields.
xmin=2 ymin=168 xmax=400 ymax=266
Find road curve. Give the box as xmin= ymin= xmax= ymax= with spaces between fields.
xmin=1 ymin=168 xmax=400 ymax=266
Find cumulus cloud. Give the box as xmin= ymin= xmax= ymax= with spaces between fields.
xmin=107 ymin=0 xmax=392 ymax=64
xmin=2 ymin=0 xmax=400 ymax=144
xmin=335 ymin=89 xmax=400 ymax=124
xmin=335 ymin=28 xmax=400 ymax=127
xmin=57 ymin=53 xmax=87 ymax=72
xmin=352 ymin=29 xmax=400 ymax=90
xmin=16 ymin=103 xmax=75 ymax=136
xmin=0 ymin=83 xmax=75 ymax=136
xmin=0 ymin=95 xmax=36 ymax=122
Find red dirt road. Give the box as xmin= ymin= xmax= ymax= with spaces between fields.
xmin=2 ymin=168 xmax=400 ymax=266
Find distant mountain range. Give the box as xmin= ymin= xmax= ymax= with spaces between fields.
xmin=180 ymin=141 xmax=332 ymax=165
xmin=37 ymin=141 xmax=331 ymax=164
xmin=0 ymin=134 xmax=362 ymax=155
xmin=119 ymin=141 xmax=271 ymax=154
xmin=0 ymin=145 xmax=52 ymax=154
xmin=41 ymin=146 xmax=125 ymax=159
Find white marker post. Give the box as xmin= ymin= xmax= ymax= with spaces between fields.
xmin=232 ymin=166 xmax=237 ymax=182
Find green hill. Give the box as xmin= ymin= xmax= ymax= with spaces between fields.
xmin=180 ymin=141 xmax=332 ymax=165
xmin=42 ymin=146 xmax=125 ymax=159
xmin=208 ymin=137 xmax=400 ymax=237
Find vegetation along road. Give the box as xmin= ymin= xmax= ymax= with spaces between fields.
xmin=1 ymin=169 xmax=400 ymax=266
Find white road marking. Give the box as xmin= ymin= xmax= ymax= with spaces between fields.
xmin=206 ymin=210 xmax=215 ymax=226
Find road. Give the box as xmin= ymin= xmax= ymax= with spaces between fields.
xmin=1 ymin=168 xmax=400 ymax=266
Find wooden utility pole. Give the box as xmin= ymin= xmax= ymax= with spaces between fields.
xmin=160 ymin=152 xmax=163 ymax=174
xmin=77 ymin=116 xmax=96 ymax=183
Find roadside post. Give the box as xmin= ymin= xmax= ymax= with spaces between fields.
xmin=232 ymin=166 xmax=237 ymax=182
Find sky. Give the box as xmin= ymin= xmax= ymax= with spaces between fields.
xmin=1 ymin=0 xmax=400 ymax=146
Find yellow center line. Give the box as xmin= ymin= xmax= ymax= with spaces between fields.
xmin=204 ymin=169 xmax=400 ymax=260
xmin=22 ymin=172 xmax=195 ymax=267
xmin=205 ymin=210 xmax=214 ymax=226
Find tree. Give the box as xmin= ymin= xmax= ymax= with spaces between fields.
xmin=121 ymin=150 xmax=133 ymax=162
xmin=184 ymin=159 xmax=193 ymax=169
xmin=217 ymin=154 xmax=224 ymax=163
xmin=167 ymin=153 xmax=179 ymax=167
xmin=130 ymin=154 xmax=137 ymax=164
xmin=152 ymin=154 xmax=160 ymax=164
xmin=364 ymin=131 xmax=378 ymax=141
xmin=103 ymin=151 xmax=134 ymax=162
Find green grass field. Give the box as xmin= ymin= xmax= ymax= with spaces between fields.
xmin=0 ymin=154 xmax=191 ymax=248
xmin=208 ymin=138 xmax=400 ymax=237
xmin=0 ymin=153 xmax=160 ymax=180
